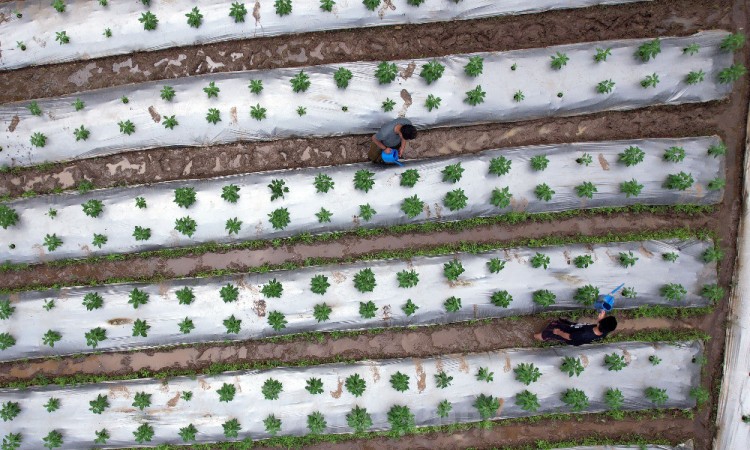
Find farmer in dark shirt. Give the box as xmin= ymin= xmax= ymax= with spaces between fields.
xmin=368 ymin=118 xmax=417 ymax=164
xmin=534 ymin=311 xmax=617 ymax=346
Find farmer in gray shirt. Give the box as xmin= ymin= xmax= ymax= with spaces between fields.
xmin=368 ymin=118 xmax=418 ymax=165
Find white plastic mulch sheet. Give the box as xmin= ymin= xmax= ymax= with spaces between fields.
xmin=0 ymin=240 xmax=716 ymax=361
xmin=0 ymin=341 xmax=702 ymax=449
xmin=0 ymin=31 xmax=733 ymax=167
xmin=0 ymin=137 xmax=725 ymax=265
xmin=0 ymin=0 xmax=652 ymax=71
xmin=560 ymin=445 xmax=693 ymax=450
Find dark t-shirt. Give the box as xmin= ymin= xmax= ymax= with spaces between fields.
xmin=560 ymin=323 xmax=607 ymax=346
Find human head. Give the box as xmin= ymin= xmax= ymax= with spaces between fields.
xmin=598 ymin=316 xmax=618 ymax=334
xmin=401 ymin=124 xmax=417 ymax=140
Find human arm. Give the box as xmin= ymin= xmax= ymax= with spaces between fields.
xmin=371 ymin=134 xmax=388 ymax=151
xmin=597 ymin=310 xmax=607 ymax=321
xmin=552 ymin=328 xmax=572 ymax=341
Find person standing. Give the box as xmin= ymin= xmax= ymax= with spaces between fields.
xmin=368 ymin=118 xmax=417 ymax=165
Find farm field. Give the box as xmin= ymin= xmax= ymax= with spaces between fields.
xmin=0 ymin=0 xmax=748 ymax=449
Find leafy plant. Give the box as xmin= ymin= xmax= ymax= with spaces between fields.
xmin=512 ymin=389 xmax=540 ymax=413
xmin=474 ymin=394 xmax=500 ymax=420
xmin=476 ymin=367 xmax=494 ymax=382
xmin=313 ymin=303 xmax=332 ymax=322
xmin=133 ymin=423 xmax=154 ymax=444
xmin=89 ymin=232 xmax=107 ymax=248
xmin=359 ymin=301 xmax=377 ymax=319
xmin=550 ymin=52 xmax=569 ymax=70
xmin=683 ymin=43 xmax=700 ymax=55
xmin=513 ymin=90 xmax=525 ymax=102
xmin=649 ymin=355 xmax=662 ymax=365
xmin=306 ymin=377 xmax=324 ymax=394
xmin=217 ymin=383 xmax=236 ymax=402
xmin=0 ymin=402 xmax=20 ymax=421
xmin=42 ymin=430 xmax=63 ymax=449
xmin=85 ymin=327 xmax=106 ymax=349
xmin=530 ymin=155 xmax=549 ymax=171
xmin=264 ymin=414 xmax=282 ymax=435
xmin=396 ymin=269 xmax=419 ymax=288
xmin=535 ymin=183 xmax=555 ymax=201
xmin=290 ymin=71 xmax=311 ymax=92
xmin=641 ymin=73 xmax=660 ymax=88
xmin=223 ymin=418 xmax=241 ymax=438
xmin=333 ymin=67 xmax=353 ymax=89
xmin=420 ymin=60 xmax=445 ymax=84
xmin=262 ymin=378 xmax=284 ymax=400
xmin=55 ymin=31 xmax=70 ymax=45
xmin=132 ymin=392 xmax=151 ymax=410
xmin=374 ymin=61 xmax=399 ymax=84
xmin=619 ymin=146 xmax=645 ymax=166
xmin=121 ymin=96 xmax=129 ymax=104
xmin=661 ymin=147 xmax=687 ymax=164
xmin=690 ymin=386 xmax=710 ymax=407
xmin=306 ymin=411 xmax=327 ymax=435
xmin=132 ymin=319 xmax=150 ymax=337
xmin=720 ymin=33 xmax=746 ymax=52
xmin=296 ymin=106 xmax=307 ymax=116
xmin=162 ymin=115 xmax=178 ymax=129
xmin=0 ymin=334 xmax=12 ymax=351
xmin=605 ymin=387 xmax=624 ymax=416
xmin=224 ymin=314 xmax=242 ymax=333
xmin=718 ymin=64 xmax=747 ymax=84
xmin=436 ymin=399 xmax=452 ymax=418
xmin=353 ymin=169 xmax=375 ymax=192
xmin=443 ymin=260 xmax=465 ymax=281
xmin=267 ymin=310 xmax=287 ymax=331
xmin=487 ymin=258 xmax=506 ymax=273
xmin=465 ymin=85 xmax=486 ymax=105
xmin=562 ymin=388 xmax=589 ymax=411
xmin=94 ymin=429 xmax=109 ymax=444
xmin=390 ymin=371 xmax=410 ymax=392
xmin=0 ymin=300 xmax=15 ymax=320
xmin=441 ymin=163 xmax=464 ymax=183
xmin=203 ymin=81 xmax=220 ymax=98
xmin=425 ymin=94 xmax=442 ymax=112
xmin=664 ymin=171 xmax=694 ymax=190
xmin=596 ymin=79 xmax=615 ymax=94
xmin=30 ymin=132 xmax=47 ymax=147
xmin=186 ymin=7 xmax=203 ymax=28
xmin=358 ymin=204 xmax=377 ymax=221
xmin=174 ymin=216 xmax=197 ymax=237
xmin=28 ymin=101 xmax=42 ymax=116
xmin=604 ymin=353 xmax=628 ymax=371
xmin=320 ymin=0 xmax=335 ymax=12
xmin=89 ymin=394 xmax=109 ymax=414
xmin=230 ymin=2 xmax=248 ymax=22
xmin=178 ymin=318 xmax=195 ymax=334
xmin=310 ymin=275 xmax=330 ymax=295
xmin=387 ymin=405 xmax=415 ymax=436
xmin=444 ymin=188 xmax=468 ymax=211
xmin=347 ymin=406 xmax=372 ymax=433
xmin=205 ymin=108 xmax=221 ymax=124
xmin=574 ymin=254 xmax=594 ymax=269
xmin=490 ymin=290 xmax=512 ymax=308
xmin=685 ymin=70 xmax=705 ymax=85
xmin=43 ymin=234 xmax=63 ymax=252
xmin=574 ymin=285 xmax=599 ymax=306
xmin=47 ymin=208 xmax=57 ymax=219
xmin=135 ymin=197 xmax=147 ymax=209
xmin=594 ymin=47 xmax=612 ymax=62
xmin=250 ymin=104 xmax=267 ymax=121
xmin=617 ymin=251 xmax=638 ymax=268
xmin=261 ymin=279 xmax=284 ymax=298
xmin=560 ymin=356 xmax=584 ymax=377
xmin=577 ymin=153 xmax=593 ymax=166
xmin=354 ymin=268 xmax=376 ymax=292
xmin=274 ymin=0 xmax=293 ymax=16
xmin=530 ymin=252 xmax=550 ymax=269
xmin=514 ymin=363 xmax=541 ymax=385
xmin=52 ymin=0 xmax=66 ymax=13
xmin=316 ymin=207 xmax=332 ymax=223
xmin=645 ymin=387 xmax=668 ymax=405
xmin=533 ymin=289 xmax=556 ymax=307
xmin=635 ymin=38 xmax=661 ymax=61
xmin=178 ymin=424 xmax=197 ymax=442
xmin=382 ymin=98 xmax=397 ymax=112
xmin=444 ymin=296 xmax=462 ymax=312
xmin=488 ymin=156 xmax=512 ymax=177
xmin=463 ymin=56 xmax=485 ymax=77
xmin=490 ymin=187 xmax=512 ymax=209
xmin=0 ymin=206 xmax=19 ymax=229
xmin=16 ymin=41 xmax=27 ymax=51
xmin=703 ymin=246 xmax=724 ymax=263
xmin=708 ymin=177 xmax=726 ymax=191
xmin=620 ymin=179 xmax=644 ymax=198
xmin=217 ymin=284 xmax=239 ymax=304
xmin=661 ymin=252 xmax=679 ymax=263
xmin=225 ymin=217 xmax=242 ymax=235
xmin=139 ymin=11 xmax=158 ymax=30
xmin=661 ymin=283 xmax=687 ymax=301
xmin=43 ymin=299 xmax=55 ymax=311
xmin=268 ymin=208 xmax=291 ymax=229
xmin=435 ymin=372 xmax=453 ymax=389
xmin=128 ymin=288 xmax=149 ymax=309
xmin=43 ymin=330 xmax=62 ymax=347
xmin=313 ymin=173 xmax=335 ymax=193
xmin=702 ymin=283 xmax=725 ymax=303
xmin=159 ymin=86 xmax=176 ymax=102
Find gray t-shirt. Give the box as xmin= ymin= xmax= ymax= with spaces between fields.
xmin=375 ymin=118 xmax=412 ymax=149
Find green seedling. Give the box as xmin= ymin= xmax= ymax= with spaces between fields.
xmin=353 ymin=169 xmax=375 ymax=192
xmin=397 ymin=269 xmax=419 ymax=288
xmin=230 ymin=2 xmax=248 ymax=22
xmin=720 ymin=33 xmax=746 ymax=52
xmin=441 ymin=163 xmax=464 ymax=183
xmin=533 ymin=289 xmax=556 ymax=307
xmin=221 ymin=184 xmax=240 ymax=203
xmin=118 ymin=120 xmax=136 ymax=135
xmin=179 ymin=424 xmax=198 ymax=442
xmin=263 ymin=416 xmax=282 ymax=435
xmin=620 ymin=179 xmax=644 ymax=198
xmin=315 ymin=207 xmax=332 ymax=223
xmin=261 ymin=279 xmax=283 ymax=298
xmin=663 ymin=252 xmax=679 ymax=262
xmin=474 ymin=394 xmax=500 ymax=420
xmin=89 ymin=394 xmax=109 ymax=414
xmin=465 ymin=56 xmax=484 ymax=77
xmin=55 ymin=31 xmax=70 ymax=44
xmin=313 ymin=303 xmax=332 ymax=322
xmin=487 ymin=258 xmax=506 ymax=273
xmin=206 ymin=108 xmax=221 ymax=124
xmin=703 ymin=246 xmax=724 ymax=262
xmin=387 ymin=405 xmax=415 ymax=436
xmin=604 ymin=353 xmax=628 ymax=371
xmin=43 ymin=330 xmax=61 ymax=347
xmin=310 ymin=274 xmax=330 ymax=295
xmin=250 ymin=104 xmax=267 ymax=121
xmin=347 ymin=406 xmax=373 ymax=433
xmin=375 ymin=61 xmax=398 ymax=84
xmin=78 ymin=179 xmax=95 ymax=193
xmin=550 ymin=52 xmax=569 ymax=69
xmin=465 ymin=85 xmax=486 ymax=105
xmin=649 ymin=355 xmax=662 ymax=365
xmin=0 ymin=300 xmax=15 ymax=319
xmin=178 ymin=318 xmax=195 ymax=334
xmin=390 ymin=371 xmax=410 ymax=392
xmin=174 ymin=216 xmax=197 ymax=237
xmin=490 ymin=186 xmax=513 ymax=208
xmin=217 ymin=383 xmax=236 ymax=402
xmin=121 ymin=96 xmax=129 ymax=104
xmin=513 ymin=90 xmax=525 ymax=102
xmin=574 ymin=284 xmax=600 ymax=306
xmin=443 ymin=260 xmax=465 ymax=280
xmin=94 ymin=429 xmax=110 ymax=444
xmin=708 ymin=177 xmax=726 ymax=190
xmin=0 ymin=333 xmax=15 ymax=350
xmin=43 ymin=234 xmax=63 ymax=252
xmin=574 ymin=254 xmax=594 ymax=268
xmin=225 ymin=217 xmax=242 ymax=235
xmin=645 ymin=387 xmax=669 ymax=406
xmin=16 ymin=41 xmax=26 ymax=51
xmin=133 ymin=424 xmax=154 ymax=444
xmin=262 ymin=378 xmax=284 ymax=400
xmin=535 ymin=183 xmax=555 ymax=201
xmin=434 ymin=371 xmax=453 ymax=389
xmin=307 ymin=412 xmax=327 ymax=434
xmin=133 ymin=225 xmax=151 ymax=241
xmin=664 ymin=171 xmax=694 ymax=190
xmin=354 ymin=268 xmax=376 ymax=292
xmin=320 ymin=0 xmax=335 ymax=12
xmin=203 ymin=81 xmax=220 ymax=98
xmin=334 ymin=67 xmax=353 ymax=89
xmin=47 ymin=208 xmax=57 ymax=219
xmin=43 ymin=430 xmax=63 ymax=448
xmin=683 ymin=43 xmax=700 ymax=55
xmin=358 ymin=204 xmax=376 ymax=221
xmin=641 ymin=73 xmax=659 ymax=88
xmin=662 ymin=283 xmax=687 ymax=301
xmin=268 ymin=208 xmax=291 ymax=229
xmin=275 ymin=0 xmax=292 ymax=16
xmin=594 ymin=47 xmax=611 ymax=62
xmin=314 ymin=173 xmax=335 ymax=193
xmin=296 ymin=107 xmax=306 ymax=118
xmin=597 ymin=79 xmax=615 ymax=94
xmin=702 ymin=283 xmax=725 ymax=303
xmin=220 ymin=283 xmax=239 ymax=303
xmin=437 ymin=399 xmax=452 ymax=418
xmin=43 ymin=299 xmax=55 ymax=311
xmin=359 ymin=300 xmax=377 ymax=319
xmin=444 ymin=188 xmax=468 ymax=211
xmin=30 ymin=132 xmax=47 ymax=147
xmin=490 ymin=290 xmax=513 ymax=308
xmin=530 ymin=155 xmax=549 ymax=171
xmin=618 ymin=251 xmax=638 ymax=267
xmin=425 ymin=94 xmax=441 ymax=112
xmin=135 ymin=197 xmax=147 ymax=209
xmin=71 ymin=98 xmax=85 ymax=112
xmin=0 ymin=206 xmax=19 ymax=230
xmin=560 ymin=356 xmax=584 ymax=377
xmin=400 ymin=169 xmax=420 ymax=187
xmin=28 ymin=101 xmax=42 ymax=116
xmin=686 ymin=69 xmax=706 ymax=84
xmin=514 ymin=363 xmax=541 ymax=385
xmin=267 ymin=311 xmax=287 ymax=331
xmin=186 ymin=7 xmax=203 ymax=28
xmin=664 ymin=146 xmax=686 ymax=162
xmin=516 ymin=390 xmax=540 ymax=412
xmin=0 ymin=402 xmax=20 ymax=421
xmin=605 ymin=388 xmax=624 ymax=418
xmin=132 ymin=392 xmax=152 ymax=410
xmin=635 ymin=38 xmax=661 ymax=61
xmin=718 ymin=64 xmax=747 ymax=84
xmin=248 ymin=79 xmax=263 ymax=95
xmin=530 ymin=252 xmax=550 ymax=269
xmin=85 ymin=328 xmax=106 ymax=349
xmin=619 ymin=146 xmax=645 ymax=167
xmin=306 ymin=377 xmax=324 ymax=394
xmin=444 ymin=296 xmax=462 ymax=312
xmin=382 ymin=98 xmax=397 ymax=112
xmin=420 ymin=60 xmax=445 ymax=84
xmin=489 ymin=156 xmax=512 ymax=176
xmin=690 ymin=387 xmax=710 ymax=407
xmin=139 ymin=11 xmax=158 ymax=30
xmin=104 ymin=28 xmax=112 ymax=38
xmin=562 ymin=388 xmax=589 ymax=411
xmin=291 ymin=71 xmax=311 ymax=92
xmin=402 ymin=299 xmax=419 ymax=316
xmin=223 ymin=419 xmax=241 ymax=438
xmin=163 ymin=115 xmax=178 ymax=129
xmin=160 ymin=85 xmax=176 ymax=101
xmin=128 ymin=288 xmax=149 ymax=309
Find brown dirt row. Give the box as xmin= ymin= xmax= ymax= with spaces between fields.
xmin=0 ymin=0 xmax=734 ymax=105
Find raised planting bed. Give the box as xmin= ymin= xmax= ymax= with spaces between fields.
xmin=0 ymin=31 xmax=739 ymax=167
xmin=0 ymin=341 xmax=702 ymax=448
xmin=0 ymin=239 xmax=720 ymax=361
xmin=0 ymin=137 xmax=725 ymax=264
xmin=0 ymin=0 xmax=650 ymax=71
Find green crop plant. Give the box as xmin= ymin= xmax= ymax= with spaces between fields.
xmin=174 ymin=216 xmax=197 ymax=237
xmin=43 ymin=299 xmax=55 ymax=311
xmin=0 ymin=333 xmax=13 ymax=351
xmin=16 ymin=41 xmax=27 ymax=51
xmin=683 ymin=43 xmax=700 ymax=55
xmin=353 ymin=169 xmax=375 ymax=192
xmin=77 ymin=179 xmax=95 ymax=193
xmin=219 ymin=184 xmax=241 ymax=203
xmin=178 ymin=318 xmax=195 ymax=334
xmin=313 ymin=303 xmax=332 ymax=322
xmin=530 ymin=252 xmax=550 ymax=269
xmin=0 ymin=206 xmax=18 ymax=230
xmin=703 ymin=245 xmax=724 ymax=262
xmin=43 ymin=430 xmax=63 ymax=449
xmin=620 ymin=179 xmax=644 ymax=198
xmin=474 ymin=394 xmax=500 ymax=420
xmin=132 ymin=319 xmax=150 ymax=337
xmin=550 ymin=52 xmax=569 ymax=70
xmin=133 ymin=424 xmax=154 ymax=444
xmin=363 ymin=0 xmax=381 ymax=9
xmin=664 ymin=171 xmax=694 ymax=190
xmin=52 ymin=0 xmax=66 ymax=12
xmin=0 ymin=402 xmax=20 ymax=421
xmin=390 ymin=371 xmax=410 ymax=392
xmin=425 ymin=94 xmax=442 ymax=112
xmin=433 ymin=371 xmax=454 ymax=389
xmin=464 ymin=56 xmax=484 ymax=77
xmin=43 ymin=330 xmax=62 ymax=347
xmin=720 ymin=33 xmax=746 ymax=52
xmin=121 ymin=95 xmax=130 ymax=104
xmin=596 ymin=79 xmax=615 ymax=94
xmin=135 ymin=197 xmax=147 ymax=209
xmin=562 ymin=388 xmax=589 ymax=412
xmin=28 ymin=101 xmax=42 ymax=116
xmin=345 ymin=373 xmax=367 ymax=397
xmin=382 ymin=98 xmax=397 ymax=112
xmin=89 ymin=394 xmax=109 ymax=414
xmin=663 ymin=146 xmax=686 ymax=162
xmin=465 ymin=85 xmax=486 ymax=106
xmin=201 ymin=81 xmax=220 ymax=99
xmin=139 ymin=11 xmax=158 ymax=30
xmin=0 ymin=300 xmax=15 ymax=319
xmin=205 ymin=108 xmax=221 ymax=124
xmin=132 ymin=392 xmax=152 ymax=410
xmin=635 ymin=38 xmax=661 ymax=61
xmin=645 ymin=387 xmax=669 ymax=405
xmin=594 ymin=47 xmax=612 ymax=62
xmin=690 ymin=386 xmax=710 ymax=407
xmin=436 ymin=399 xmax=452 ymax=418
xmin=307 ymin=411 xmax=327 ymax=434
xmin=291 ymin=71 xmax=311 ymax=92
xmin=375 ymin=61 xmax=398 ymax=84
xmin=641 ymin=73 xmax=660 ymax=88
xmin=443 ymin=260 xmax=465 ymax=280
xmin=574 ymin=254 xmax=594 ymax=268
xmin=262 ymin=378 xmax=284 ymax=400
xmin=94 ymin=429 xmax=110 ymax=444
xmin=159 ymin=86 xmax=176 ymax=102
xmin=686 ymin=70 xmax=706 ymax=84
xmin=663 ymin=252 xmax=679 ymax=262
xmin=250 ymin=104 xmax=267 ymax=121
xmin=535 ymin=183 xmax=555 ymax=201
xmin=162 ymin=115 xmax=178 ymax=129
xmin=359 ymin=204 xmax=376 ymax=221
xmin=619 ymin=145 xmax=645 ymax=166
xmin=128 ymin=288 xmax=149 ymax=309
xmin=275 ymin=0 xmax=292 ymax=15
xmin=444 ymin=188 xmax=468 ymax=211
xmin=604 ymin=353 xmax=628 ymax=371
xmin=441 ymin=163 xmax=464 ymax=183
xmin=513 ymin=90 xmax=525 ymax=102
xmin=225 ymin=218 xmax=242 ymax=235
xmin=230 ymin=2 xmax=248 ymax=22
xmin=47 ymin=208 xmax=57 ymax=219
xmin=104 ymin=28 xmax=112 ymax=37
xmin=516 ymin=390 xmax=540 ymax=412
xmin=320 ymin=0 xmax=335 ymax=12
xmin=186 ymin=7 xmax=203 ymax=27
xmin=359 ymin=300 xmax=377 ymax=318
xmin=560 ymin=356 xmax=584 ymax=377
xmin=261 ymin=278 xmax=284 ymax=298
xmin=574 ymin=285 xmax=600 ymax=306
xmin=530 ymin=155 xmax=549 ymax=171
xmin=248 ymin=80 xmax=264 ymax=95
xmin=334 ymin=67 xmax=353 ymax=89
xmin=85 ymin=327 xmax=106 ymax=349
xmin=407 ymin=0 xmax=426 ymax=5
xmin=43 ymin=234 xmax=63 ymax=252
xmin=347 ymin=406 xmax=373 ymax=433
xmin=315 ymin=207 xmax=333 ymax=223
xmin=489 ymin=186 xmax=512 ymax=208
xmin=574 ymin=182 xmax=597 ymax=199
xmin=314 ymin=173 xmax=335 ymax=193
xmin=402 ymin=299 xmax=419 ymax=316
xmin=223 ymin=418 xmax=241 ymax=438
xmin=141 ymin=0 xmax=151 ymax=5
xmin=444 ymin=296 xmax=462 ymax=312
xmin=401 ymin=194 xmax=424 ymax=219
xmin=533 ymin=289 xmax=556 ymax=307
xmin=605 ymin=387 xmax=624 ymax=417
xmin=693 ymin=354 xmax=708 ymax=366
xmin=118 ymin=120 xmax=136 ymax=135
xmin=267 ymin=310 xmax=287 ymax=331
xmin=649 ymin=355 xmax=662 ymax=365
xmin=420 ymin=60 xmax=445 ymax=84
xmin=661 ymin=283 xmax=687 ymax=301
xmin=217 ymin=383 xmax=236 ymax=402
xmin=296 ymin=106 xmax=307 ymax=116
xmin=708 ymin=177 xmax=726 ymax=190
xmin=220 ymin=283 xmax=239 ymax=303
xmin=702 ymin=284 xmax=725 ymax=303
xmin=489 ymin=156 xmax=512 ymax=176
xmin=354 ymin=267 xmax=376 ymax=292
xmin=514 ymin=363 xmax=541 ymax=385
xmin=397 ymin=269 xmax=420 ymax=288
xmin=718 ymin=64 xmax=747 ymax=84
xmin=490 ymin=290 xmax=513 ymax=308
xmin=618 ymin=251 xmax=638 ymax=268
xmin=387 ymin=405 xmax=415 ymax=436
xmin=306 ymin=377 xmax=324 ymax=394
xmin=399 ymin=169 xmax=420 ymax=188
xmin=310 ymin=274 xmax=330 ymax=295
xmin=268 ymin=207 xmax=291 ymax=229
xmin=487 ymin=258 xmax=506 ymax=273
xmin=30 ymin=132 xmax=47 ymax=147
xmin=179 ymin=424 xmax=198 ymax=442
xmin=55 ymin=31 xmax=70 ymax=45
